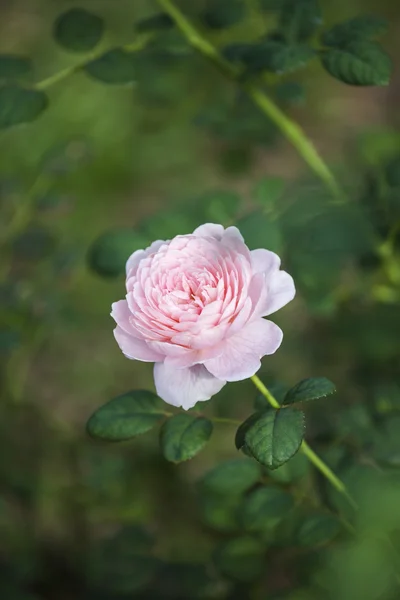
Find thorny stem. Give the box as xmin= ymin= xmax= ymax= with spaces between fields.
xmin=156 ymin=0 xmax=344 ymax=203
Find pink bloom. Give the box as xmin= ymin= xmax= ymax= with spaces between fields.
xmin=111 ymin=223 xmax=295 ymax=409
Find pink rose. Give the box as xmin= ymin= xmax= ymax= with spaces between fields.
xmin=111 ymin=223 xmax=295 ymax=409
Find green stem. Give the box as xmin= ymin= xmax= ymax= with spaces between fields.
xmin=156 ymin=0 xmax=344 ymax=203
xmin=250 ymin=374 xmax=358 ymax=509
xmin=35 ymin=34 xmax=153 ymax=91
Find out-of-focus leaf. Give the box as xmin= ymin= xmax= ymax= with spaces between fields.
xmin=160 ymin=414 xmax=213 ymax=462
xmin=194 ymin=190 xmax=241 ymax=223
xmin=252 ymin=176 xmax=284 ymax=210
xmin=278 ymin=0 xmax=322 ymax=42
xmin=275 ymin=81 xmax=306 ymax=105
xmin=321 ymin=42 xmax=392 ymax=86
xmin=213 ymin=536 xmax=265 ymax=582
xmin=244 ymin=41 xmax=315 ymax=75
xmin=199 ymin=458 xmax=261 ymax=495
xmin=296 ymin=514 xmax=341 ymax=546
xmin=199 ymin=492 xmax=242 ymax=532
xmin=243 ymin=407 xmax=305 ymax=469
xmin=235 ymin=211 xmax=282 ymax=252
xmin=87 ymin=228 xmax=149 ymax=278
xmin=322 ymin=15 xmax=388 ymax=47
xmin=239 ymin=485 xmax=294 ymax=532
xmin=201 ymin=0 xmax=247 ymax=30
xmin=84 ymin=49 xmax=137 ymax=84
xmin=135 ymin=13 xmax=174 ymax=33
xmin=268 ymin=450 xmax=309 ymax=484
xmin=86 ymin=390 xmax=166 ymax=441
xmin=0 ymin=55 xmax=32 ymax=82
xmin=0 ymin=85 xmax=48 ymax=129
xmin=53 ymin=8 xmax=104 ymax=52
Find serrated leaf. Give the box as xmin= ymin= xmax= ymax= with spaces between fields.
xmin=322 ymin=15 xmax=388 ymax=47
xmin=199 ymin=458 xmax=261 ymax=495
xmin=244 ymin=407 xmax=305 ymax=469
xmin=53 ymin=8 xmax=104 ymax=53
xmin=252 ymin=176 xmax=284 ymax=209
xmin=0 ymin=55 xmax=32 ymax=82
xmin=202 ymin=0 xmax=247 ymax=30
xmin=135 ymin=13 xmax=174 ymax=33
xmin=213 ymin=536 xmax=265 ymax=582
xmin=160 ymin=414 xmax=213 ymax=462
xmin=0 ymin=85 xmax=48 ymax=129
xmin=84 ymin=49 xmax=137 ymax=84
xmin=87 ymin=228 xmax=149 ymax=278
xmin=235 ymin=412 xmax=263 ymax=453
xmin=239 ymin=486 xmax=294 ymax=532
xmin=321 ymin=41 xmax=392 ymax=86
xmin=86 ymin=390 xmax=166 ymax=441
xmin=296 ymin=514 xmax=341 ymax=546
xmin=278 ymin=0 xmax=322 ymax=42
xmin=235 ymin=211 xmax=282 ymax=252
xmin=284 ymin=377 xmax=336 ymax=405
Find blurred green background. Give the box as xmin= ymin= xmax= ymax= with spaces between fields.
xmin=1 ymin=0 xmax=400 ymax=598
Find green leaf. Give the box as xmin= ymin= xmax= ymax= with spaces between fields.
xmin=278 ymin=0 xmax=322 ymax=42
xmin=235 ymin=412 xmax=264 ymax=455
xmin=0 ymin=85 xmax=48 ymax=129
xmin=322 ymin=15 xmax=388 ymax=47
xmin=135 ymin=13 xmax=174 ymax=33
xmin=86 ymin=390 xmax=166 ymax=442
xmin=235 ymin=211 xmax=282 ymax=252
xmin=202 ymin=0 xmax=247 ymax=30
xmin=244 ymin=407 xmax=305 ymax=469
xmin=252 ymin=176 xmax=284 ymax=210
xmin=160 ymin=414 xmax=213 ymax=463
xmin=321 ymin=41 xmax=392 ymax=86
xmin=296 ymin=514 xmax=341 ymax=546
xmin=213 ymin=536 xmax=265 ymax=582
xmin=84 ymin=49 xmax=137 ymax=84
xmin=247 ymin=41 xmax=315 ymax=75
xmin=87 ymin=228 xmax=149 ymax=278
xmin=199 ymin=492 xmax=241 ymax=532
xmin=53 ymin=8 xmax=104 ymax=52
xmin=195 ymin=190 xmax=241 ymax=223
xmin=275 ymin=81 xmax=306 ymax=106
xmin=199 ymin=458 xmax=261 ymax=495
xmin=284 ymin=377 xmax=336 ymax=405
xmin=268 ymin=451 xmax=309 ymax=484
xmin=0 ymin=55 xmax=32 ymax=82
xmin=239 ymin=486 xmax=294 ymax=532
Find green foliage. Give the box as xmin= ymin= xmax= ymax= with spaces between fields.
xmin=278 ymin=0 xmax=322 ymax=42
xmin=268 ymin=451 xmax=309 ymax=484
xmin=199 ymin=458 xmax=261 ymax=495
xmin=237 ymin=408 xmax=305 ymax=469
xmin=12 ymin=226 xmax=56 ymax=262
xmin=87 ymin=228 xmax=149 ymax=278
xmin=160 ymin=414 xmax=213 ymax=462
xmin=213 ymin=536 xmax=265 ymax=582
xmin=244 ymin=41 xmax=316 ymax=76
xmin=295 ymin=514 xmax=341 ymax=546
xmin=239 ymin=485 xmax=294 ymax=532
xmin=201 ymin=0 xmax=247 ymax=30
xmin=86 ymin=390 xmax=166 ymax=441
xmin=275 ymin=81 xmax=306 ymax=106
xmin=320 ymin=42 xmax=392 ymax=86
xmin=84 ymin=49 xmax=137 ymax=84
xmin=135 ymin=13 xmax=174 ymax=33
xmin=283 ymin=377 xmax=336 ymax=405
xmin=252 ymin=176 xmax=284 ymax=209
xmin=0 ymin=85 xmax=48 ymax=129
xmin=53 ymin=8 xmax=105 ymax=53
xmin=235 ymin=211 xmax=282 ymax=252
xmin=0 ymin=55 xmax=32 ymax=82
xmin=322 ymin=15 xmax=388 ymax=47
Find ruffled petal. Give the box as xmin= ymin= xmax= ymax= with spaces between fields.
xmin=192 ymin=223 xmax=225 ymax=240
xmin=153 ymin=362 xmax=226 ymax=409
xmin=204 ymin=319 xmax=283 ymax=382
xmin=113 ymin=326 xmax=164 ymax=362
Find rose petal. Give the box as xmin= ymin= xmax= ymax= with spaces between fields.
xmin=264 ymin=271 xmax=296 ymax=316
xmin=113 ymin=326 xmax=164 ymax=362
xmin=192 ymin=223 xmax=224 ymax=240
xmin=250 ymin=248 xmax=281 ymax=275
xmin=204 ymin=319 xmax=283 ymax=381
xmin=153 ymin=362 xmax=226 ymax=409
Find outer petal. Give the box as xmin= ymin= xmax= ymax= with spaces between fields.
xmin=192 ymin=223 xmax=224 ymax=240
xmin=251 ymin=248 xmax=281 ymax=275
xmin=264 ymin=271 xmax=296 ymax=316
xmin=111 ymin=300 xmax=141 ymax=338
xmin=113 ymin=326 xmax=164 ymax=362
xmin=249 ymin=249 xmax=296 ymax=317
xmin=154 ymin=363 xmax=226 ymax=409
xmin=126 ymin=239 xmax=166 ymax=277
xmin=204 ymin=319 xmax=283 ymax=382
